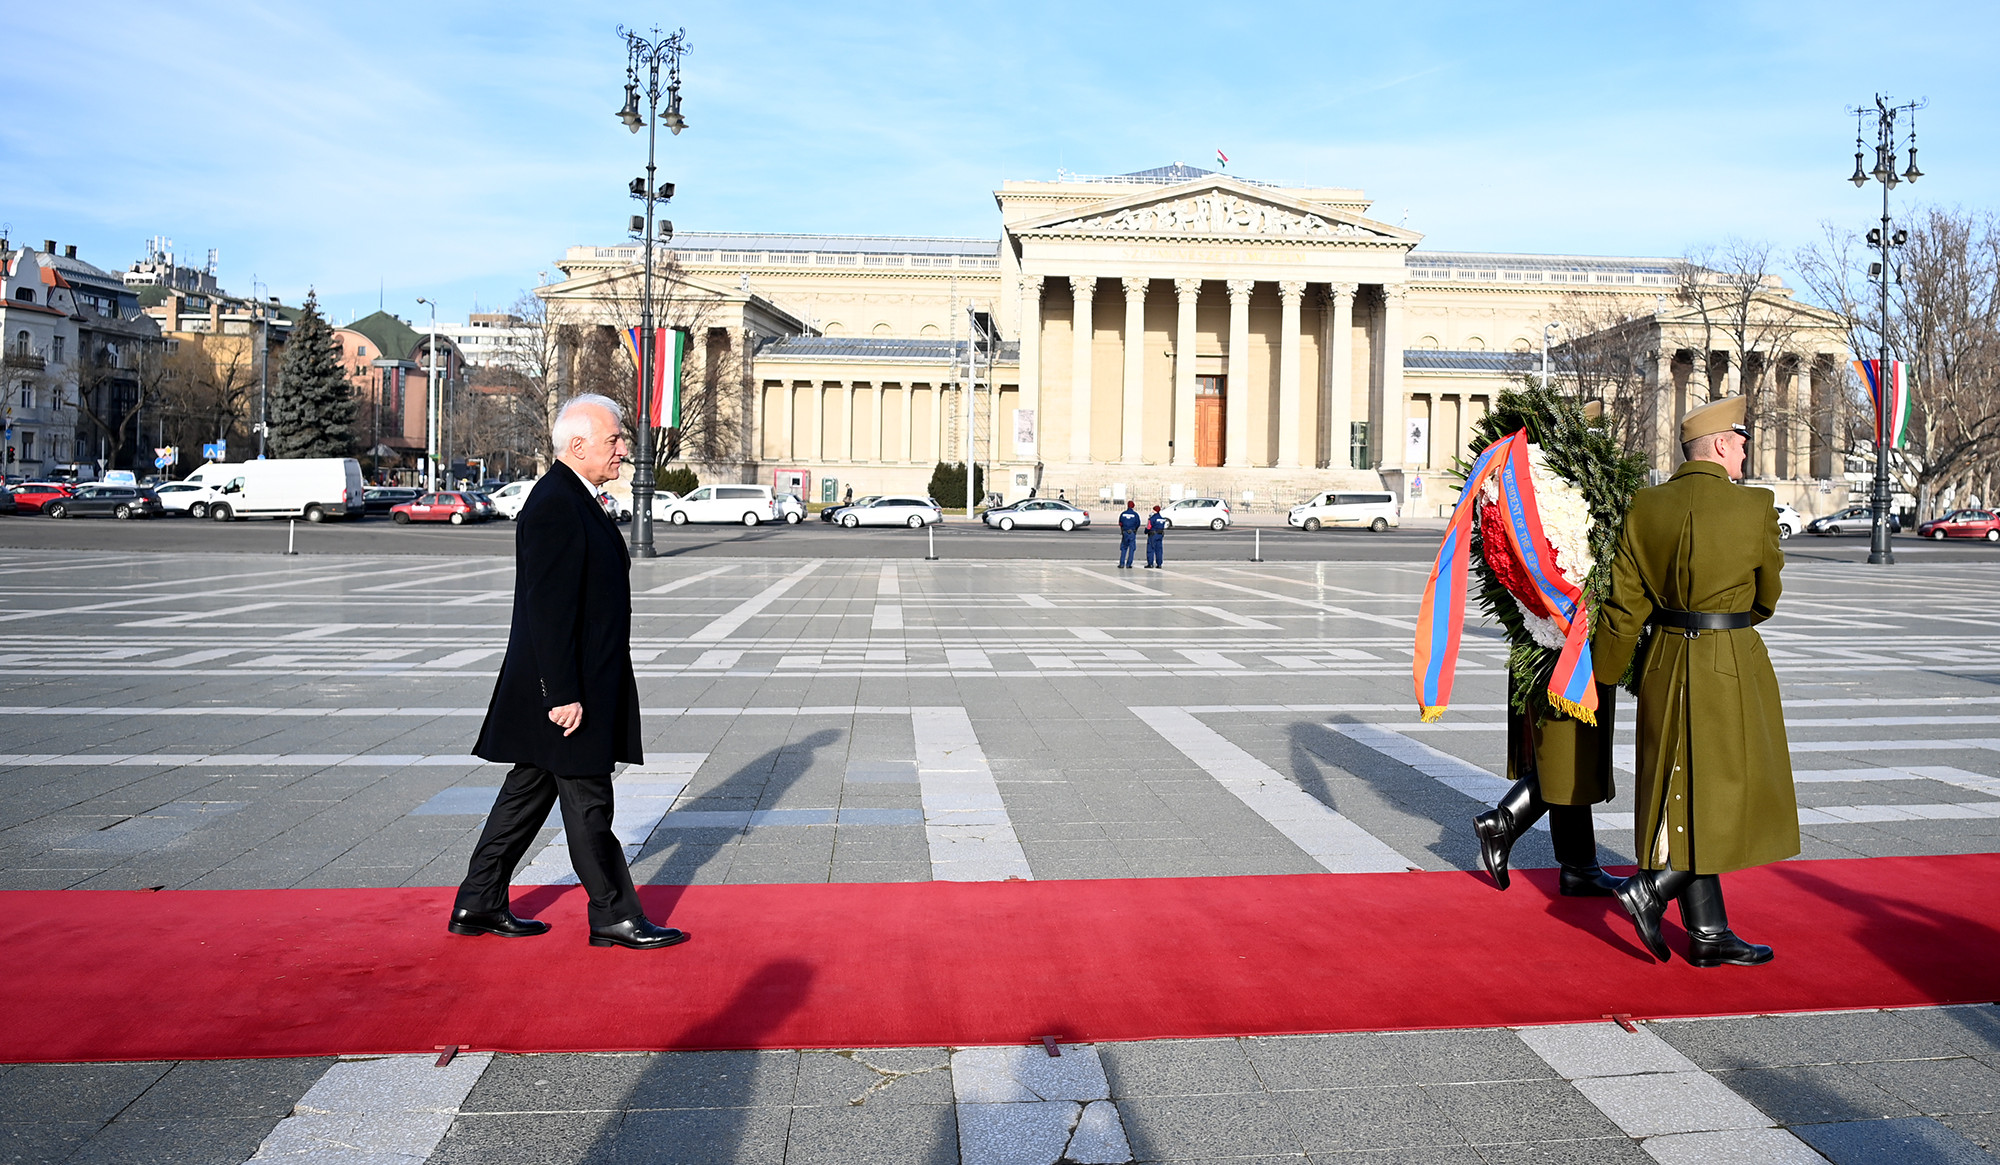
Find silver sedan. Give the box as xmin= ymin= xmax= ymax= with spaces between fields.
xmin=981 ymin=499 xmax=1092 ymax=531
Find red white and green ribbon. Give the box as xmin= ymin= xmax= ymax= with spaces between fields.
xmin=1414 ymin=429 xmax=1598 ymax=724
xmin=1855 ymin=359 xmax=1911 ymax=449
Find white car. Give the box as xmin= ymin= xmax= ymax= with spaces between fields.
xmin=838 ymin=494 xmax=942 ymax=528
xmin=489 ymin=480 xmax=534 ymax=519
xmin=1289 ymin=490 xmax=1400 ymax=533
xmin=981 ymin=498 xmax=1091 ymax=531
xmin=660 ymin=484 xmax=777 ymax=526
xmin=1161 ymin=497 xmax=1231 ymax=530
xmin=774 ymin=493 xmax=807 ymax=524
xmin=647 ymin=491 xmax=685 ymax=521
xmin=1774 ymin=503 xmax=1803 ymax=540
xmin=153 ymin=481 xmax=223 ymax=518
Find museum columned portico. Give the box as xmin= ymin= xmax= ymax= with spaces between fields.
xmin=542 ymin=164 xmax=1852 ymax=513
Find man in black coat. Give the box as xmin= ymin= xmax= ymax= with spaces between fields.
xmin=448 ymin=393 xmax=688 ymax=951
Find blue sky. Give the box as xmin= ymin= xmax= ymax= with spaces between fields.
xmin=4 ymin=0 xmax=1993 ymax=327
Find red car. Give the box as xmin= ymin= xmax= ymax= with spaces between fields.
xmin=389 ymin=492 xmax=491 ymax=525
xmin=8 ymin=482 xmax=74 ymax=514
xmin=1917 ymin=509 xmax=2000 ymax=542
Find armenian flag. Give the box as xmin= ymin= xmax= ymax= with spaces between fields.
xmin=1854 ymin=358 xmax=1911 ymax=449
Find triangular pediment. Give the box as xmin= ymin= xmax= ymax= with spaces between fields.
xmin=1014 ymin=176 xmax=1419 ymax=246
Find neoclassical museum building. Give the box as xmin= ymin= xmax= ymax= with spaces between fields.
xmin=542 ymin=164 xmax=1851 ymax=513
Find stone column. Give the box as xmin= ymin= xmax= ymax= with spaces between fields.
xmin=1645 ymin=349 xmax=1674 ymax=473
xmin=810 ymin=380 xmax=825 ymax=462
xmin=1121 ymin=276 xmax=1148 ymax=464
xmin=1377 ymin=284 xmax=1407 ymax=471
xmin=934 ymin=381 xmax=950 ymax=465
xmin=1069 ymin=276 xmax=1097 ymax=464
xmin=1324 ymin=283 xmax=1356 ymax=469
xmin=1016 ymin=275 xmax=1043 ymax=460
xmin=1277 ymin=281 xmax=1305 ymax=468
xmin=1225 ymin=279 xmax=1254 ymax=468
xmin=749 ymin=371 xmax=767 ymax=463
xmin=780 ymin=380 xmax=796 ymax=460
xmin=902 ymin=383 xmax=916 ymax=463
xmin=873 ymin=382 xmax=887 ymax=463
xmin=1172 ymin=278 xmax=1200 ymax=468
xmin=840 ymin=378 xmax=856 ymax=460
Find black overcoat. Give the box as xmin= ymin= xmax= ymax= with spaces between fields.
xmin=473 ymin=465 xmax=643 ymax=776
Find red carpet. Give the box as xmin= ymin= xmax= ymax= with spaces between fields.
xmin=6 ymin=854 xmax=1998 ymax=1063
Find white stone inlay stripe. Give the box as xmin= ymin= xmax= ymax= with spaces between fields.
xmin=1175 ymin=649 xmax=1241 ymax=669
xmin=1191 ymin=605 xmax=1279 ymax=630
xmin=512 ymin=765 xmax=699 ymax=886
xmin=687 ymin=560 xmax=821 ymax=641
xmin=1516 ymin=1023 xmax=1821 ymax=1162
xmin=0 ymin=753 xmax=487 ymax=768
xmin=642 ymin=564 xmax=739 ymax=594
xmin=873 ymin=604 xmax=904 ymax=630
xmin=952 ymin=1044 xmax=1131 ymax=1164
xmin=245 ymin=1051 xmax=493 ymax=1163
xmin=877 ymin=564 xmax=900 ymax=596
xmin=913 ymin=707 xmax=1031 ymax=882
xmin=1137 ymin=707 xmax=1412 ymax=873
xmin=1331 ymin=723 xmax=1546 ymax=828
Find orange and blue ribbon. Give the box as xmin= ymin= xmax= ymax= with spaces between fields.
xmin=1415 ymin=429 xmax=1598 ymax=724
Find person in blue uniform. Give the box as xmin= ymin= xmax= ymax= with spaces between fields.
xmin=1144 ymin=505 xmax=1167 ymax=568
xmin=1117 ymin=501 xmax=1141 ymax=568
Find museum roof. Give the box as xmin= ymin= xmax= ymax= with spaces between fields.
xmin=759 ymin=336 xmax=1021 ymax=363
xmin=1407 ymin=251 xmax=1676 ymax=275
xmin=669 ymin=232 xmax=998 ymax=257
xmin=1404 ymin=349 xmax=1536 ymax=373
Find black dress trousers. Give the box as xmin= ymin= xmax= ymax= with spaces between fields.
xmin=454 ymin=763 xmax=641 ymax=928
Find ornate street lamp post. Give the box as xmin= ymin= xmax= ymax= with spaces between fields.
xmin=1848 ymin=93 xmax=1924 ymax=566
xmin=616 ymin=24 xmax=689 ymax=559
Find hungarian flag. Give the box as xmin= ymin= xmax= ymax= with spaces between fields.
xmin=1215 ymin=149 xmax=1229 ymax=169
xmin=1854 ymin=358 xmax=1911 ymax=449
xmin=620 ymin=325 xmax=689 ymax=429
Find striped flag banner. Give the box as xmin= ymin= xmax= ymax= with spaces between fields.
xmin=1854 ymin=358 xmax=1911 ymax=449
xmin=619 ymin=326 xmax=689 ymax=430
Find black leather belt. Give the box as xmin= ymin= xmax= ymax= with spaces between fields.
xmin=1648 ymin=608 xmax=1756 ymax=631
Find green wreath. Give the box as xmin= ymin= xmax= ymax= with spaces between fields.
xmin=1456 ymin=381 xmax=1651 ymax=719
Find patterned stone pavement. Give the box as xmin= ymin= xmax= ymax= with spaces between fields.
xmin=3 ymin=547 xmax=1999 ymax=1163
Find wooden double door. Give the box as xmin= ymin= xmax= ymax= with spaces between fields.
xmin=1195 ymin=375 xmax=1226 ymax=467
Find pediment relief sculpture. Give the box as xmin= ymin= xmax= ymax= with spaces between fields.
xmin=1051 ymin=193 xmax=1378 ymax=239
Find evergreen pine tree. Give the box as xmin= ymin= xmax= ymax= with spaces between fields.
xmin=267 ymin=294 xmax=356 ymax=459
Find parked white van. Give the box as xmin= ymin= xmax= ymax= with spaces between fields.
xmin=660 ymin=483 xmax=777 ymax=526
xmin=1288 ymin=490 xmax=1401 ymax=532
xmin=208 ymin=458 xmax=366 ymax=522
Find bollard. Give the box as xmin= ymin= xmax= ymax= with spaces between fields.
xmin=925 ymin=523 xmax=939 ymax=561
xmin=285 ymin=519 xmax=299 ymax=556
xmin=1249 ymin=527 xmax=1263 ymax=563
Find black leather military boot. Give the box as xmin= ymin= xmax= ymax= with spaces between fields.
xmin=1679 ymin=875 xmax=1774 ymax=967
xmin=1549 ymin=805 xmax=1621 ymax=897
xmin=1473 ymin=777 xmax=1546 ymax=891
xmin=1615 ymin=868 xmax=1696 ymax=962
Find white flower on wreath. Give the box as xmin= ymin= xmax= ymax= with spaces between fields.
xmin=1478 ymin=443 xmax=1595 ymax=650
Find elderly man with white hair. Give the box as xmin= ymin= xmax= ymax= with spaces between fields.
xmin=448 ymin=393 xmax=689 ymax=950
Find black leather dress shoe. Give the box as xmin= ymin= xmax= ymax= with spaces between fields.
xmin=448 ymin=907 xmax=550 ymax=938
xmin=589 ymin=917 xmax=691 ymax=950
xmin=1688 ymin=929 xmax=1775 ymax=968
xmin=1473 ymin=808 xmax=1517 ymax=891
xmin=1558 ymin=865 xmax=1622 ymax=897
xmin=1614 ymin=873 xmax=1673 ymax=962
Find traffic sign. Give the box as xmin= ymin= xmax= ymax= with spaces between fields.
xmin=202 ymin=441 xmax=226 ymax=460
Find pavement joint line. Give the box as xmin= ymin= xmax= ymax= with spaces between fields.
xmin=1172 ymin=574 xmax=1421 ymax=630
xmin=687 ymin=559 xmax=823 ymax=641
xmin=1064 ymin=563 xmax=1168 ymax=595
xmin=1514 ymin=1023 xmax=1824 ymax=1161
xmin=642 ymin=563 xmax=741 ymax=594
xmin=1135 ymin=705 xmax=1414 ymax=872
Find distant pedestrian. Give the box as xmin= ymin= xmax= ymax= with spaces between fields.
xmin=1144 ymin=505 xmax=1167 ymax=568
xmin=843 ymin=486 xmax=853 ymax=506
xmin=1117 ymin=501 xmax=1140 ymax=568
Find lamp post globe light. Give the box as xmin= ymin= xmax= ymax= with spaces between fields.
xmin=616 ymin=24 xmax=689 ymax=558
xmin=1848 ymin=93 xmax=1925 ymax=566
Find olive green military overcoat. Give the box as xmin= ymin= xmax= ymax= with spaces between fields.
xmin=1592 ymin=459 xmax=1799 ymax=874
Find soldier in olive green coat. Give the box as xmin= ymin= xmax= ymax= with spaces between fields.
xmin=1592 ymin=395 xmax=1799 ymax=967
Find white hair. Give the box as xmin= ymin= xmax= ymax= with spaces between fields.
xmin=551 ymin=393 xmax=624 ymax=450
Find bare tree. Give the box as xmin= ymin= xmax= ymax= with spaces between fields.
xmin=1799 ymin=208 xmax=2000 ymax=518
xmin=1550 ymin=292 xmax=1659 ymax=458
xmin=70 ymin=333 xmax=169 ymax=471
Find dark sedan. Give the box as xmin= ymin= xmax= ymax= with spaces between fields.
xmin=0 ymin=489 xmax=16 ymax=517
xmin=44 ymin=484 xmax=165 ymax=519
xmin=364 ymin=486 xmax=421 ymax=515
